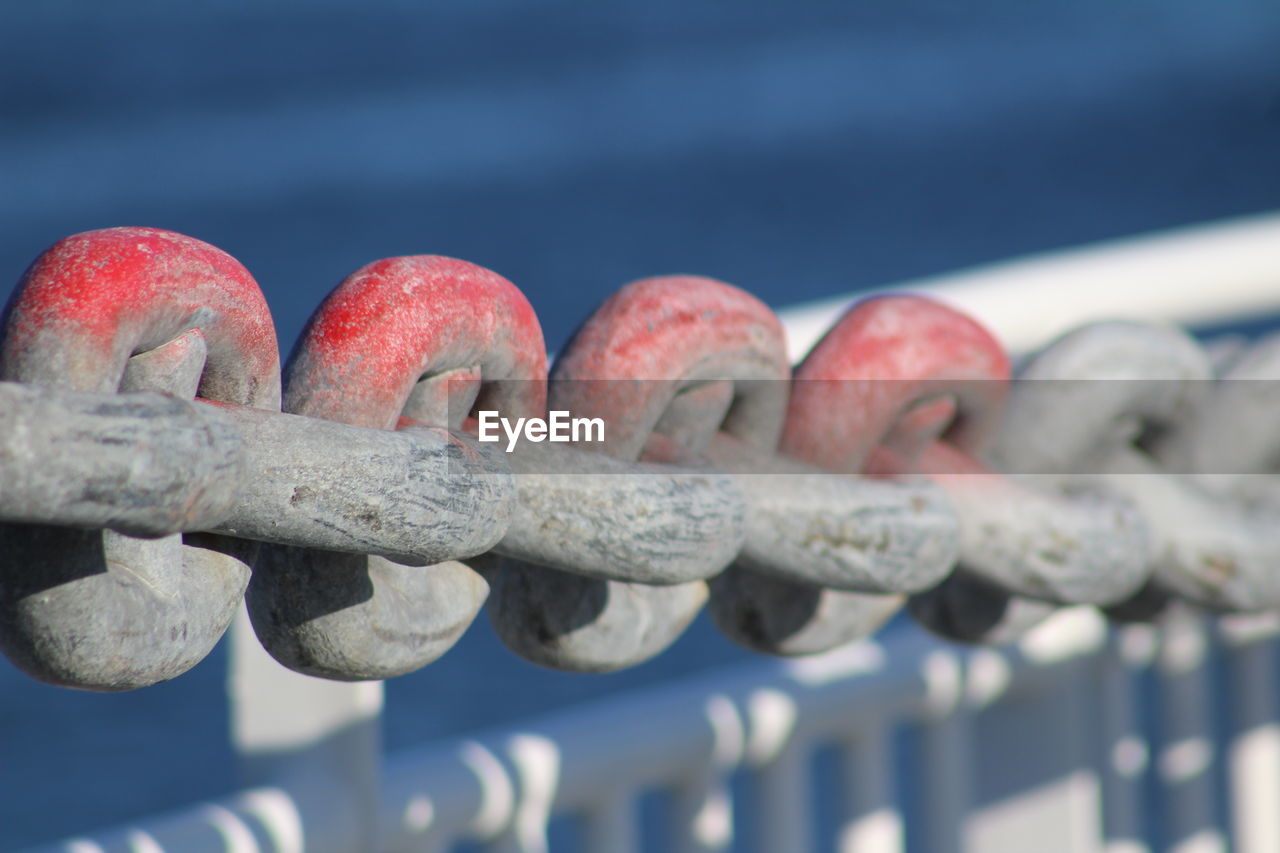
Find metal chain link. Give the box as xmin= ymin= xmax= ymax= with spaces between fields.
xmin=492 ymin=275 xmax=786 ymax=671
xmin=0 ymin=226 xmax=1273 ymax=689
xmin=0 ymin=228 xmax=277 ymax=690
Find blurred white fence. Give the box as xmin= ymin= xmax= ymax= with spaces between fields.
xmin=40 ymin=608 xmax=1280 ymax=853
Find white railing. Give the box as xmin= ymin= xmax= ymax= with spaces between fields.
xmin=32 ymin=212 xmax=1280 ymax=853
xmin=41 ymin=609 xmax=1280 ymax=853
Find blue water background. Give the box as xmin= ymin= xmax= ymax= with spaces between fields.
xmin=3 ymin=1 xmax=1280 ymax=847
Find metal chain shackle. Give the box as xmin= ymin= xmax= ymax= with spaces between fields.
xmin=720 ymin=296 xmax=1005 ymax=653
xmin=706 ymin=296 xmax=967 ymax=655
xmin=245 ymin=255 xmax=536 ymax=680
xmin=489 ymin=275 xmax=787 ymax=672
xmin=1163 ymin=331 xmax=1280 ymax=511
xmin=995 ymin=322 xmax=1280 ymax=613
xmin=1160 ymin=333 xmax=1280 ymax=618
xmin=909 ymin=320 xmax=1253 ymax=643
xmin=768 ymin=297 xmax=1148 ymax=645
xmin=790 ymin=296 xmax=1018 ymax=651
xmin=2 ymin=223 xmax=1276 ymax=688
xmin=0 ymin=227 xmax=279 ymax=690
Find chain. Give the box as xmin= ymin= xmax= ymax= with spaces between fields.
xmin=0 ymin=226 xmax=1272 ymax=690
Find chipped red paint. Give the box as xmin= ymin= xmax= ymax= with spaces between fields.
xmin=552 ymin=275 xmax=791 ymax=459
xmin=0 ymin=227 xmax=280 ymax=409
xmin=783 ymin=295 xmax=1009 ymax=474
xmin=285 ymin=255 xmax=546 ymax=430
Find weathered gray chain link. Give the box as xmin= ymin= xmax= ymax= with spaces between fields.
xmin=3 ymin=227 xmax=1277 ymax=690
xmin=911 ymin=320 xmax=1280 ymax=644
xmin=3 ymin=319 xmax=1274 ymax=686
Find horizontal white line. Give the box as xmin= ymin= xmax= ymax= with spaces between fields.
xmin=776 ymin=211 xmax=1280 ymax=359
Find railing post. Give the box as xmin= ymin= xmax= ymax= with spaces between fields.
xmin=1220 ymin=614 xmax=1280 ymax=853
xmin=745 ymin=688 xmax=809 ymax=853
xmin=1156 ymin=609 xmax=1225 ymax=853
xmin=228 ymin=605 xmax=383 ymax=851
xmin=840 ymin=719 xmax=904 ymax=853
xmin=669 ymin=694 xmax=742 ymax=853
xmin=1098 ymin=627 xmax=1155 ymax=853
xmin=583 ymin=791 xmax=640 ymax=853
xmin=917 ymin=650 xmax=971 ymax=853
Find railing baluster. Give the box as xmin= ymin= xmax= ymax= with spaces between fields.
xmin=482 ymin=735 xmax=559 ymax=853
xmin=840 ymin=721 xmax=904 ymax=853
xmin=1098 ymin=628 xmax=1154 ymax=853
xmin=667 ymin=693 xmax=742 ymax=853
xmin=583 ymin=792 xmax=640 ymax=853
xmin=918 ymin=651 xmax=970 ymax=853
xmin=228 ymin=606 xmax=381 ymax=852
xmin=742 ymin=687 xmax=809 ymax=853
xmin=670 ymin=770 xmax=735 ymax=853
xmin=919 ymin=712 xmax=973 ymax=853
xmin=1220 ymin=615 xmax=1280 ymax=853
xmin=1157 ymin=611 xmax=1225 ymax=853
xmin=755 ymin=744 xmax=812 ymax=853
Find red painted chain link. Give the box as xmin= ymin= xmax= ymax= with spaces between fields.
xmin=708 ymin=296 xmax=1004 ymax=656
xmin=0 ymin=227 xmax=278 ymax=690
xmin=491 ymin=275 xmax=788 ymax=671
xmin=248 ymin=255 xmax=541 ymax=679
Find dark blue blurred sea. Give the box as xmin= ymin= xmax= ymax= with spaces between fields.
xmin=3 ymin=1 xmax=1280 ymax=846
